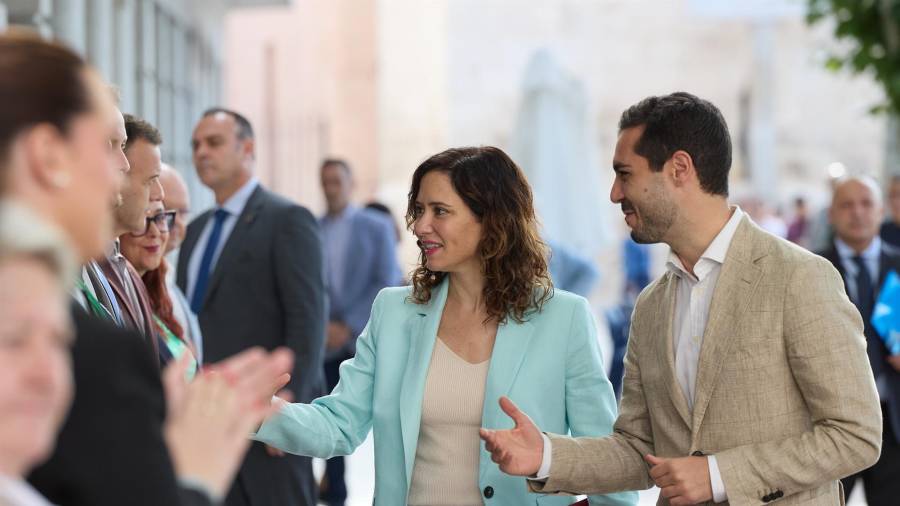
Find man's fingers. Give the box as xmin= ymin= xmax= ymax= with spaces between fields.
xmin=651 ymin=472 xmax=677 ymax=488
xmin=479 ymin=429 xmax=498 ymax=452
xmin=669 ymin=496 xmax=691 ymax=506
xmin=498 ymin=396 xmax=531 ymax=428
xmin=648 ymin=463 xmax=669 ymax=481
xmin=644 ymin=453 xmax=665 ymax=467
xmin=659 ymin=484 xmax=682 ymax=499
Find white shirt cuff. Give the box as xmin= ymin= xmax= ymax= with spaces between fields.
xmin=178 ymin=476 xmax=221 ymax=504
xmin=707 ymin=455 xmax=727 ymax=503
xmin=532 ymin=433 xmax=552 ymax=481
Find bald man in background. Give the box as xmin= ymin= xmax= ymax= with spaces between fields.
xmin=817 ymin=176 xmax=900 ymax=505
xmin=160 ymin=164 xmax=203 ymax=362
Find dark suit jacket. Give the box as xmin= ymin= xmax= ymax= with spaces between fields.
xmin=28 ymin=307 xmax=213 ymax=506
xmin=819 ymin=242 xmax=900 ymax=443
xmin=178 ymin=184 xmax=326 ymax=506
xmin=319 ymin=207 xmax=400 ymax=359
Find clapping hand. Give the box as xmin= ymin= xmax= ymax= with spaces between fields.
xmin=479 ymin=397 xmax=545 ymax=477
xmin=162 ymin=347 xmax=294 ymax=499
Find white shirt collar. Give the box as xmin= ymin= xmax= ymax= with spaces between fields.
xmin=666 ymin=206 xmax=744 ymax=281
xmin=835 ymin=236 xmax=881 ymax=262
xmin=0 ymin=474 xmax=55 ymax=506
xmin=219 ymin=177 xmax=259 ymax=217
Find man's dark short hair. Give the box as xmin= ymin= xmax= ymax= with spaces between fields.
xmin=202 ymin=107 xmax=254 ymax=140
xmin=321 ymin=158 xmax=351 ymax=175
xmin=619 ymin=92 xmax=732 ymax=196
xmin=123 ymin=113 xmax=162 ymax=150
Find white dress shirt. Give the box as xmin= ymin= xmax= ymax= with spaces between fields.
xmin=186 ymin=177 xmax=259 ymax=304
xmin=0 ymin=475 xmax=55 ymax=506
xmin=536 ymin=207 xmax=744 ymax=504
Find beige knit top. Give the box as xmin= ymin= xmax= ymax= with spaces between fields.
xmin=407 ymin=338 xmax=490 ymax=506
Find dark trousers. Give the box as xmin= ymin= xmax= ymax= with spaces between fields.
xmin=841 ymin=403 xmax=900 ymax=506
xmin=320 ymin=350 xmax=353 ymax=505
xmin=224 ymin=443 xmax=316 ymax=506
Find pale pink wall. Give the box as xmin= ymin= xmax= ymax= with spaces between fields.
xmin=223 ymin=1 xmax=378 ymax=213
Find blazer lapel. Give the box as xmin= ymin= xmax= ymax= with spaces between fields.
xmin=201 ymin=187 xmax=264 ymax=310
xmin=99 ymin=257 xmax=140 ymax=328
xmin=691 ymin=219 xmax=765 ymax=436
xmin=479 ymin=316 xmax=535 ymax=482
xmin=655 ymin=272 xmax=692 ymax=428
xmin=85 ymin=262 xmax=115 ymax=320
xmin=399 ymin=279 xmax=448 ymax=486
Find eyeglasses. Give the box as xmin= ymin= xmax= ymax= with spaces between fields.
xmin=132 ymin=210 xmax=176 ymax=237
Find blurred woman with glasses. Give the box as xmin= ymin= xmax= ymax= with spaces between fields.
xmin=120 ymin=201 xmax=197 ymax=376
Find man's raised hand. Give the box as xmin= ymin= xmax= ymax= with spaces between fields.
xmin=479 ymin=396 xmax=544 ymax=476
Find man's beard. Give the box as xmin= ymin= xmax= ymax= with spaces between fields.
xmin=624 ymin=183 xmax=677 ymax=244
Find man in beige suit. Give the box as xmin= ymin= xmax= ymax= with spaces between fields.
xmin=480 ymin=92 xmax=882 ymax=505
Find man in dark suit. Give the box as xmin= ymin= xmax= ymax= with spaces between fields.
xmin=97 ymin=113 xmax=165 ymax=342
xmin=817 ymin=175 xmax=900 ymax=505
xmin=178 ymin=108 xmax=326 ymax=506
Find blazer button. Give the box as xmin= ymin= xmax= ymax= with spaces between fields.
xmin=691 ymin=450 xmax=704 ymax=456
xmin=775 ymin=490 xmax=784 ymax=498
xmin=483 ymin=486 xmax=494 ymax=499
xmin=762 ymin=494 xmax=772 ymax=502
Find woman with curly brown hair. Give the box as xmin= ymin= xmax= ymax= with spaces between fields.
xmin=253 ymin=147 xmax=633 ymax=506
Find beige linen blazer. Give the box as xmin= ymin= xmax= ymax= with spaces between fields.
xmin=531 ymin=217 xmax=882 ymax=505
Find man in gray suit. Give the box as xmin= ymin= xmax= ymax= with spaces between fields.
xmin=177 ymin=108 xmax=326 ymax=506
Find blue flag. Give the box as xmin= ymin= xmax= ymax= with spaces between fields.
xmin=871 ymin=270 xmax=900 ymax=355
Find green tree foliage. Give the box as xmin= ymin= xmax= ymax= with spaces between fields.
xmin=808 ymin=0 xmax=900 ymax=114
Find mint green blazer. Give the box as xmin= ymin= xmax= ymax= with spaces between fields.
xmin=254 ymin=279 xmax=636 ymax=506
